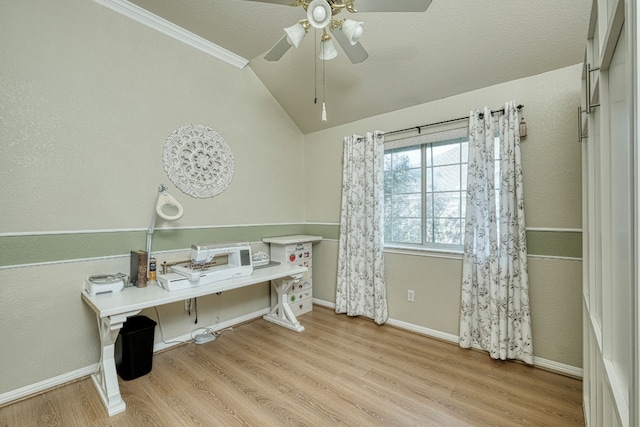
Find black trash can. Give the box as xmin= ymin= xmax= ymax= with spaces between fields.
xmin=115 ymin=315 xmax=157 ymax=381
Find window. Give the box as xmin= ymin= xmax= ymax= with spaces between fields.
xmin=383 ymin=128 xmax=469 ymax=251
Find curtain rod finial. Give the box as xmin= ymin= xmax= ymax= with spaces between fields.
xmin=519 ymin=116 xmax=527 ymax=137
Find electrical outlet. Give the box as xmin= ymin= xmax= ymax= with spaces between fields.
xmin=184 ymin=299 xmax=191 ymax=312
xmin=407 ymin=290 xmax=415 ymax=302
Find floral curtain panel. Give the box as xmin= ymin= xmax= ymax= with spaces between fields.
xmin=460 ymin=101 xmax=533 ymax=364
xmin=336 ymin=131 xmax=388 ymax=325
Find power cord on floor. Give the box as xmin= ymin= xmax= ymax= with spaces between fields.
xmin=191 ymin=326 xmax=234 ymax=345
xmin=152 ymin=306 xmax=235 ymax=346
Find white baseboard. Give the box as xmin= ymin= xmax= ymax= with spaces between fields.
xmin=0 ymin=364 xmax=99 ymax=407
xmin=385 ymin=317 xmax=460 ymax=344
xmin=312 ymin=298 xmax=335 ymax=310
xmin=533 ymin=356 xmax=583 ymax=379
xmin=313 ymin=298 xmax=582 ymax=378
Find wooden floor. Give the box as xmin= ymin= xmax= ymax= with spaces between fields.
xmin=0 ymin=306 xmax=584 ymax=426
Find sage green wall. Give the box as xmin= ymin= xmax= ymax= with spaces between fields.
xmin=1 ymin=1 xmax=305 ymax=235
xmin=0 ymin=0 xmax=305 ymax=395
xmin=304 ymin=65 xmax=584 ymax=368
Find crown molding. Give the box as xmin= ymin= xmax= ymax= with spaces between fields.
xmin=93 ymin=0 xmax=249 ymax=69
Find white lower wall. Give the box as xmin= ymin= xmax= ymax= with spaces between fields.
xmin=0 ymin=300 xmax=270 ymax=407
xmin=0 ymin=243 xmax=274 ymax=398
xmin=311 ymin=239 xmax=583 ymax=369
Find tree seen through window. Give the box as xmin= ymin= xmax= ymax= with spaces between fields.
xmin=384 ymin=137 xmax=469 ymax=248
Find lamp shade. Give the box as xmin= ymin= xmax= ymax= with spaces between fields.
xmin=156 ymin=193 xmax=183 ymax=220
xmin=319 ymin=36 xmax=337 ymax=60
xmin=146 ymin=184 xmax=184 ymax=275
xmin=284 ymin=22 xmax=307 ymax=48
xmin=307 ymin=0 xmax=332 ymax=29
xmin=341 ymin=19 xmax=364 ymax=45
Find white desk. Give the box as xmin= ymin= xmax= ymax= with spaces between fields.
xmin=81 ymin=263 xmax=307 ymax=416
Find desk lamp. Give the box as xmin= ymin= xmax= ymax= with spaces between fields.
xmin=146 ymin=184 xmax=184 ymax=282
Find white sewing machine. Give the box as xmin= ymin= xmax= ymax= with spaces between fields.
xmin=157 ymin=242 xmax=253 ymax=291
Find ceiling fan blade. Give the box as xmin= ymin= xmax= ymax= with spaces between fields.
xmin=238 ymin=0 xmax=296 ymax=5
xmin=264 ymin=35 xmax=293 ymax=61
xmin=353 ymin=0 xmax=432 ymax=13
xmin=332 ymin=29 xmax=369 ymax=64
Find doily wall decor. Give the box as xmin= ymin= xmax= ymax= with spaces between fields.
xmin=163 ymin=124 xmax=235 ymax=198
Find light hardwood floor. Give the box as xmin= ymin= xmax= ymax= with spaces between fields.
xmin=0 ymin=306 xmax=584 ymax=426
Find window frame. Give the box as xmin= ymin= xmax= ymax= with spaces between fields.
xmin=383 ymin=126 xmax=469 ymax=254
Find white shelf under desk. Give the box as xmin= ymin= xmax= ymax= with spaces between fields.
xmin=81 ymin=263 xmax=308 ymax=417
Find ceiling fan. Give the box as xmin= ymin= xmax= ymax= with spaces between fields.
xmin=243 ymin=0 xmax=432 ymax=64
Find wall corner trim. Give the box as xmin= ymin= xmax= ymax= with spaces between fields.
xmin=93 ymin=0 xmax=249 ymax=69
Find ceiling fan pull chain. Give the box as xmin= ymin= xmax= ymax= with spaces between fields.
xmin=314 ymin=27 xmax=318 ymax=104
xmin=322 ymin=51 xmax=327 ymax=122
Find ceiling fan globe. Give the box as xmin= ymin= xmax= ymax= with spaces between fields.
xmin=284 ymin=21 xmax=307 ymax=48
xmin=313 ymin=6 xmax=326 ymax=21
xmin=307 ymin=0 xmax=332 ymax=28
xmin=319 ymin=35 xmax=337 ymax=60
xmin=341 ymin=19 xmax=363 ymax=45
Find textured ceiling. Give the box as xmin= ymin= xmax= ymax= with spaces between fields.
xmin=127 ymin=0 xmax=591 ymax=134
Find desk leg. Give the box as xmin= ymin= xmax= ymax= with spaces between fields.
xmin=91 ymin=311 xmax=139 ymax=416
xmin=263 ymin=276 xmax=305 ymax=332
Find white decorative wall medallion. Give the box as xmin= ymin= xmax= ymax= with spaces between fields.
xmin=163 ymin=124 xmax=235 ymax=198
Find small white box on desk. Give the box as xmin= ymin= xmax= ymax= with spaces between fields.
xmin=84 ymin=274 xmax=127 ymax=296
xmin=157 ymin=273 xmax=191 ymax=291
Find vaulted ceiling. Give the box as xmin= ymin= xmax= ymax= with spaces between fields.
xmin=123 ymin=0 xmax=591 ymax=134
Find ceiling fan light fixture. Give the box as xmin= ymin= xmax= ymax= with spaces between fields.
xmin=307 ymin=0 xmax=332 ymax=28
xmin=284 ymin=21 xmax=308 ymax=48
xmin=341 ymin=19 xmax=363 ymax=45
xmin=319 ymin=33 xmax=337 ymax=60
xmin=313 ymin=6 xmax=326 ymax=21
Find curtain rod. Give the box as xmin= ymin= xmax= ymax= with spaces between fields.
xmin=384 ymin=104 xmax=524 ymax=136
